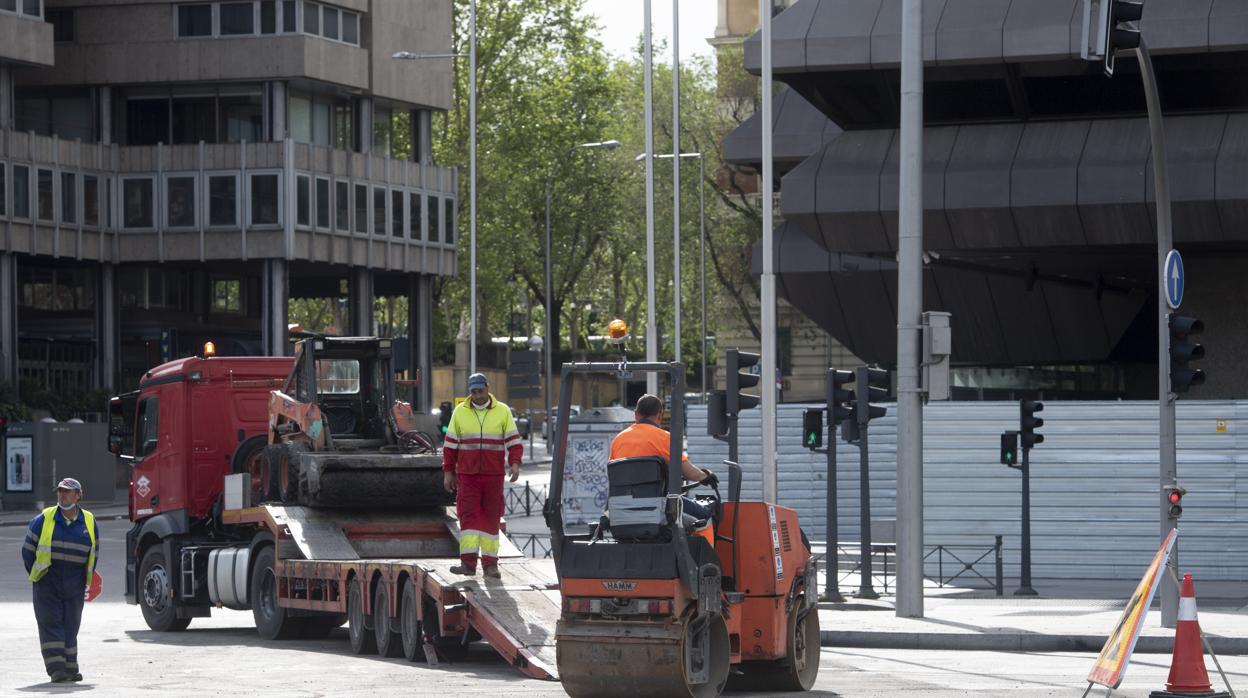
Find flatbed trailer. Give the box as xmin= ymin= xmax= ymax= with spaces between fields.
xmin=218 ymin=475 xmax=561 ymax=681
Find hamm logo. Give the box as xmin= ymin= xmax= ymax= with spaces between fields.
xmin=602 ymin=580 xmax=638 ymax=592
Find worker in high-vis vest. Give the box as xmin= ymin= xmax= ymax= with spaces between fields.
xmin=442 ymin=373 xmax=522 ymax=578
xmin=21 ymin=478 xmax=99 ymax=684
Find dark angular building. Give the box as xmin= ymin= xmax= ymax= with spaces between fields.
xmin=725 ymin=0 xmax=1248 ymax=398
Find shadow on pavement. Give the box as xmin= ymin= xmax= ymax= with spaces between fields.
xmin=15 ymin=682 xmax=96 ymax=693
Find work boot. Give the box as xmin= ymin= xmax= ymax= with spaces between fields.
xmin=71 ymin=674 xmax=83 ymax=682
xmin=449 ymin=564 xmax=476 ymax=576
xmin=49 ymin=671 xmax=71 ymax=683
xmin=483 ymin=566 xmax=502 ymax=579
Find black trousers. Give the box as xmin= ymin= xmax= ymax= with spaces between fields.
xmin=33 ymin=575 xmax=84 ymax=678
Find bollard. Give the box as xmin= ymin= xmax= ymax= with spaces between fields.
xmin=524 ymin=482 xmax=532 ymax=517
xmin=995 ymin=535 xmax=1004 ymax=597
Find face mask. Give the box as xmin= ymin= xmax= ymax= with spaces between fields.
xmin=472 ymin=397 xmax=489 ymax=408
xmin=58 ymin=500 xmax=76 ymax=511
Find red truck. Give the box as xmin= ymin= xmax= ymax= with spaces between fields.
xmin=111 ymin=345 xmax=559 ymax=677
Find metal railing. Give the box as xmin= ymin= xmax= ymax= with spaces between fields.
xmin=924 ymin=536 xmax=1005 ymax=595
xmin=505 ymin=482 xmax=547 ymax=517
xmin=816 ymin=536 xmax=1004 ymax=597
xmin=512 ymin=533 xmax=552 ymax=559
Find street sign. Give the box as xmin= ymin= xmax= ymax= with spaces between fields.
xmin=508 ymin=350 xmax=542 ymax=399
xmin=1164 ymin=249 xmax=1184 ymax=310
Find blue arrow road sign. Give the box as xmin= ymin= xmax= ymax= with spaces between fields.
xmin=1164 ymin=250 xmax=1184 ymax=310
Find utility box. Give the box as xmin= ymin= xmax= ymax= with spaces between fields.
xmin=559 ymin=407 xmax=634 ymax=533
xmin=922 ymin=311 xmax=953 ymax=401
xmin=2 ymin=421 xmax=115 ymax=511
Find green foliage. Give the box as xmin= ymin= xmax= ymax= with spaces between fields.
xmin=16 ymin=381 xmax=110 ymax=421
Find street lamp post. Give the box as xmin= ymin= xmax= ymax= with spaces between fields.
xmin=635 ymin=151 xmax=707 ymax=396
xmin=544 ymin=140 xmax=620 ymax=449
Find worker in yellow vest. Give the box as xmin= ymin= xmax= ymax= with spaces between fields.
xmin=21 ymin=478 xmax=98 ymax=684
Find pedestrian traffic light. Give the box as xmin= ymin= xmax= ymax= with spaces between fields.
xmin=1164 ymin=484 xmax=1186 ymax=519
xmin=1020 ymin=400 xmax=1044 ymax=449
xmin=854 ymin=366 xmax=888 ymax=427
xmin=1169 ymin=314 xmax=1206 ymax=394
xmin=707 ymin=391 xmax=728 ymax=439
xmin=438 ymin=401 xmax=453 ymax=435
xmin=1085 ymin=0 xmax=1144 ymax=77
xmin=726 ymin=349 xmax=760 ymax=415
xmin=830 ymin=369 xmax=854 ymax=426
xmin=1001 ymin=431 xmax=1019 ymax=468
xmin=802 ymin=409 xmax=822 ymax=450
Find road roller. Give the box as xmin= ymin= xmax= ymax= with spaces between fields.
xmin=544 ymin=357 xmax=820 ymax=697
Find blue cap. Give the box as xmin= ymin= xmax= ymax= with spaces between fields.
xmin=467 ymin=373 xmax=488 ymax=391
xmin=56 ymin=477 xmax=82 ymax=492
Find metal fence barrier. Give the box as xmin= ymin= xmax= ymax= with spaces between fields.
xmin=505 ymin=482 xmax=548 ymax=517
xmin=513 ymin=533 xmax=552 ymax=559
xmin=815 ymin=536 xmax=1004 ymax=597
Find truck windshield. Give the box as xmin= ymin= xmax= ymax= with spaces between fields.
xmin=317 ymin=359 xmax=360 ymax=394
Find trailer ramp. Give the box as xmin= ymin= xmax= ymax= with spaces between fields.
xmin=424 ymin=558 xmax=561 ymax=681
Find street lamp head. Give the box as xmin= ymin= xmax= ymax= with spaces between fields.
xmin=634 ymin=151 xmax=703 ymax=161
xmin=392 ymin=51 xmax=417 ymax=60
xmin=581 ymin=140 xmax=620 ymax=151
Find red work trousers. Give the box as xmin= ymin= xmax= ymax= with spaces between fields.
xmin=455 ymin=473 xmax=505 ymax=569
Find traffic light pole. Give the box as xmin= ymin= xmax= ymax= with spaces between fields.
xmin=857 ymin=421 xmax=876 ymax=599
xmin=1015 ymin=445 xmax=1038 ymax=596
xmin=824 ymin=377 xmax=844 ymax=602
xmin=1137 ymin=39 xmax=1179 ymax=629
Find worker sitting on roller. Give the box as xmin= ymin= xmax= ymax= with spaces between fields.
xmin=610 ymin=394 xmax=717 ymax=522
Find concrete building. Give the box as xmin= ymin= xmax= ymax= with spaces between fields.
xmin=0 ymin=0 xmax=457 ymax=408
xmin=725 ymin=0 xmax=1248 ymax=400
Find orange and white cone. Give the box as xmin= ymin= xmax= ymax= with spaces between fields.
xmin=1149 ymin=574 xmax=1230 ymax=698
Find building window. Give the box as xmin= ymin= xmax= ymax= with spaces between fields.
xmin=212 ymin=278 xmax=243 ymax=313
xmin=391 ymin=190 xmax=404 ymax=238
xmin=373 ymin=107 xmax=392 ymax=159
xmin=47 ymin=8 xmax=73 ymax=42
xmin=166 ymin=175 xmax=196 ymax=228
xmin=21 ymin=0 xmax=39 ymax=18
xmin=0 ymin=164 xmax=6 ymax=219
xmin=341 ymin=10 xmax=357 ymax=44
xmin=220 ymin=2 xmax=255 ymax=35
xmin=123 ymin=178 xmax=154 ymax=229
xmin=282 ymin=0 xmax=296 ymax=32
xmin=315 ymin=177 xmax=330 ymax=229
xmin=249 ymin=173 xmax=280 ymax=226
xmin=37 ymin=168 xmax=53 ymax=222
xmin=353 ymin=183 xmax=367 ymax=234
xmin=296 ymin=174 xmax=311 ymax=227
xmin=334 ymin=101 xmax=353 ymax=150
xmin=321 ymin=5 xmax=338 ymax=40
xmin=219 ymin=93 xmax=262 ymax=143
xmin=127 ymin=98 xmax=170 ymax=146
xmin=208 ymin=174 xmax=238 ymax=226
xmin=177 ymin=4 xmax=213 ymax=37
xmin=172 ymin=96 xmax=216 ymax=145
xmin=444 ymin=199 xmax=454 ymax=244
xmin=0 ymin=0 xmax=15 ymax=12
xmin=312 ymin=101 xmax=331 ymax=146
xmin=289 ymin=91 xmax=351 ymax=148
xmin=12 ymin=165 xmax=30 ymax=219
xmin=428 ymin=194 xmax=439 ymax=243
xmin=372 ymin=187 xmax=385 ymax=236
xmin=83 ymin=175 xmax=98 ymax=227
xmin=60 ymin=172 xmax=76 ymax=224
xmin=15 ymin=87 xmax=95 ymax=142
xmin=302 ymin=0 xmax=318 ymax=34
xmin=408 ymin=192 xmax=420 ymax=240
xmin=335 ymin=180 xmax=349 ymax=231
xmin=260 ymin=0 xmax=276 ymax=34
xmin=19 ymin=267 xmax=94 ymax=312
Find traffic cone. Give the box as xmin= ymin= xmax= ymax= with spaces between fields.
xmin=1149 ymin=574 xmax=1230 ymax=698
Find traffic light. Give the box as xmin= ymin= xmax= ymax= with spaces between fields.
xmin=438 ymin=401 xmax=453 ymax=435
xmin=1000 ymin=431 xmax=1019 ymax=468
xmin=726 ymin=349 xmax=760 ymax=415
xmin=1164 ymin=484 xmax=1186 ymax=519
xmin=802 ymin=409 xmax=822 ymax=450
xmin=706 ymin=391 xmax=728 ymax=438
xmin=854 ymin=367 xmax=888 ymax=426
xmin=1020 ymin=400 xmax=1044 ymax=449
xmin=830 ymin=369 xmax=854 ymax=426
xmin=1169 ymin=314 xmax=1206 ymax=394
xmin=1089 ymin=0 xmax=1144 ymax=77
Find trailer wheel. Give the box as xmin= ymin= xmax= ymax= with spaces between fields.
xmin=423 ymin=594 xmax=469 ymax=662
xmin=250 ymin=546 xmax=301 ymax=640
xmin=230 ymin=435 xmax=271 ymax=506
xmin=138 ymin=547 xmax=191 ymax=632
xmin=373 ymin=583 xmax=403 ymax=658
xmin=399 ymin=581 xmax=424 ymax=662
xmin=347 ymin=577 xmax=377 ymax=655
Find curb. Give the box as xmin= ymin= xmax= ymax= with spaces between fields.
xmin=820 ymin=631 xmax=1248 ymax=655
xmin=0 ymin=512 xmax=130 ymax=528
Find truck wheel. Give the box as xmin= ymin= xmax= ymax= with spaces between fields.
xmin=138 ymin=547 xmax=191 ymax=632
xmin=423 ymin=594 xmax=469 ymax=662
xmin=231 ymin=435 xmax=271 ymax=506
xmin=400 ymin=581 xmax=424 ymax=662
xmin=250 ymin=546 xmax=300 ymax=640
xmin=347 ymin=577 xmax=377 ymax=655
xmin=373 ymin=583 xmax=403 ymax=658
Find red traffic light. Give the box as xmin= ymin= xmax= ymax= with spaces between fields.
xmin=1169 ymin=491 xmax=1182 ymax=504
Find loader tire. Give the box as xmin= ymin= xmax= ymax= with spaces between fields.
xmin=231 ymin=435 xmax=271 ymax=506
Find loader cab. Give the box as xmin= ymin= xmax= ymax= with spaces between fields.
xmin=288 ymin=337 xmax=397 ymax=445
